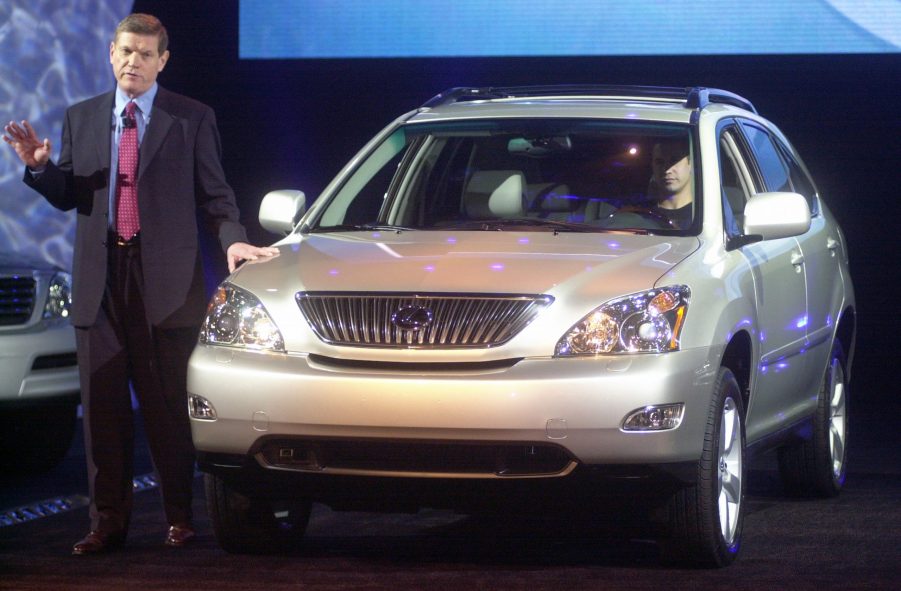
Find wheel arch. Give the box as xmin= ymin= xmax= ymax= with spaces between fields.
xmin=834 ymin=305 xmax=856 ymax=379
xmin=719 ymin=330 xmax=753 ymax=415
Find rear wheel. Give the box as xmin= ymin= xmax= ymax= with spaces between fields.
xmin=204 ymin=472 xmax=311 ymax=554
xmin=778 ymin=341 xmax=848 ymax=497
xmin=662 ymin=367 xmax=745 ymax=567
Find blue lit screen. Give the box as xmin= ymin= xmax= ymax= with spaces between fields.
xmin=240 ymin=0 xmax=900 ymax=59
xmin=0 ymin=0 xmax=133 ymax=270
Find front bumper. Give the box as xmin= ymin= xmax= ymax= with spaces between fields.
xmin=188 ymin=344 xmax=720 ymax=473
xmin=0 ymin=321 xmax=79 ymax=402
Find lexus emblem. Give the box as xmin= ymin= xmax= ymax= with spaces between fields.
xmin=391 ymin=305 xmax=433 ymax=332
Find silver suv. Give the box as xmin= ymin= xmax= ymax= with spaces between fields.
xmin=0 ymin=253 xmax=78 ymax=473
xmin=188 ymin=86 xmax=856 ymax=566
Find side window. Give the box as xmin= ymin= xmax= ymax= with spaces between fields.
xmin=777 ymin=142 xmax=819 ymax=215
xmin=320 ymin=129 xmax=409 ymax=227
xmin=739 ymin=122 xmax=791 ymax=193
xmin=718 ymin=126 xmax=754 ymax=237
xmin=402 ymin=136 xmax=474 ymax=226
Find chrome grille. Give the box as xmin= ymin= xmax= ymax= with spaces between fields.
xmin=296 ymin=292 xmax=553 ymax=348
xmin=0 ymin=275 xmax=36 ymax=326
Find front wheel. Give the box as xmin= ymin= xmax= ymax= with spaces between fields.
xmin=204 ymin=472 xmax=311 ymax=554
xmin=0 ymin=398 xmax=78 ymax=474
xmin=661 ymin=367 xmax=746 ymax=567
xmin=777 ymin=341 xmax=849 ymax=497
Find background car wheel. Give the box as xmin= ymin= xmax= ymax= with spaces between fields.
xmin=205 ymin=472 xmax=311 ymax=554
xmin=0 ymin=398 xmax=78 ymax=474
xmin=777 ymin=341 xmax=848 ymax=497
xmin=661 ymin=367 xmax=745 ymax=567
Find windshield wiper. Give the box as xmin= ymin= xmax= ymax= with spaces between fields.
xmin=467 ymin=219 xmax=684 ymax=236
xmin=608 ymin=226 xmax=691 ymax=236
xmin=469 ymin=218 xmax=599 ymax=233
xmin=313 ymin=223 xmax=415 ymax=233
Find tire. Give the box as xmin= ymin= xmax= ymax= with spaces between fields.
xmin=777 ymin=341 xmax=848 ymax=497
xmin=204 ymin=472 xmax=311 ymax=554
xmin=662 ymin=367 xmax=746 ymax=567
xmin=0 ymin=398 xmax=78 ymax=474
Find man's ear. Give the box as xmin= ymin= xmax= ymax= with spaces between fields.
xmin=158 ymin=49 xmax=170 ymax=72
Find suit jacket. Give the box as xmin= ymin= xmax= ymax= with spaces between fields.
xmin=26 ymin=86 xmax=247 ymax=328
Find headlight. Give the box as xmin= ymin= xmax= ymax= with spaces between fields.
xmin=43 ymin=272 xmax=72 ymax=319
xmin=555 ymin=286 xmax=690 ymax=356
xmin=199 ymin=283 xmax=285 ymax=352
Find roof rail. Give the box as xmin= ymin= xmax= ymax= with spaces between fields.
xmin=685 ymin=87 xmax=757 ymax=113
xmin=421 ymin=85 xmax=757 ymax=114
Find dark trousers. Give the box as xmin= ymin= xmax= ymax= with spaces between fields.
xmin=75 ymin=237 xmax=197 ymax=535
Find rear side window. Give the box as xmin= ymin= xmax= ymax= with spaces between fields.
xmin=740 ymin=123 xmax=791 ymax=193
xmin=777 ymin=143 xmax=819 ymax=215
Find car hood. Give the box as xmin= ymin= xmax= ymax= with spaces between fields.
xmin=233 ymin=230 xmax=699 ymax=300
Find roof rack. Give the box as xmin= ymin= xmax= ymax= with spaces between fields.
xmin=421 ymin=85 xmax=757 ymax=114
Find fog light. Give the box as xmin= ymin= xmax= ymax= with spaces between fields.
xmin=189 ymin=395 xmax=217 ymax=420
xmin=622 ymin=403 xmax=684 ymax=431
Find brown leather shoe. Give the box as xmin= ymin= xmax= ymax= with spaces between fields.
xmin=72 ymin=530 xmax=126 ymax=555
xmin=164 ymin=523 xmax=196 ymax=547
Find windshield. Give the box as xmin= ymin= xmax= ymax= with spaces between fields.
xmin=312 ymin=119 xmax=697 ymax=235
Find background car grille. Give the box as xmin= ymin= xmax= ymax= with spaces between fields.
xmin=296 ymin=292 xmax=553 ymax=348
xmin=0 ymin=275 xmax=36 ymax=326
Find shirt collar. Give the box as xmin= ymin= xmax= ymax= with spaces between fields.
xmin=114 ymin=83 xmax=158 ymax=117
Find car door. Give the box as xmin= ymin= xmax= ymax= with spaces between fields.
xmin=771 ymin=130 xmax=846 ymax=394
xmin=721 ymin=122 xmax=810 ymax=442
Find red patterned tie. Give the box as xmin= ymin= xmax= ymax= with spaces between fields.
xmin=116 ymin=101 xmax=140 ymax=240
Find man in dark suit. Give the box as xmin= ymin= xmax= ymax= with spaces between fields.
xmin=2 ymin=13 xmax=277 ymax=555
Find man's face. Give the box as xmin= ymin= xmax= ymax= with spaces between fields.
xmin=652 ymin=143 xmax=692 ymax=196
xmin=109 ymin=32 xmax=169 ymax=98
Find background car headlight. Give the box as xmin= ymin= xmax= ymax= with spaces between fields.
xmin=43 ymin=272 xmax=72 ymax=320
xmin=555 ymin=286 xmax=690 ymax=356
xmin=199 ymin=283 xmax=285 ymax=352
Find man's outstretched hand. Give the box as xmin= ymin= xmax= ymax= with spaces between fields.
xmin=3 ymin=120 xmax=51 ymax=170
xmin=226 ymin=242 xmax=280 ymax=273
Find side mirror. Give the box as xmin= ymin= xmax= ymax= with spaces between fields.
xmin=258 ymin=190 xmax=306 ymax=236
xmin=743 ymin=191 xmax=811 ymax=241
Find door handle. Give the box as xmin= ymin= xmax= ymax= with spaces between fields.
xmin=790 ymin=252 xmax=805 ymax=269
xmin=827 ymin=237 xmax=839 ymax=255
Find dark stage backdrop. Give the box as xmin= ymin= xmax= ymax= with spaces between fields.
xmin=139 ymin=1 xmax=901 ymax=399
